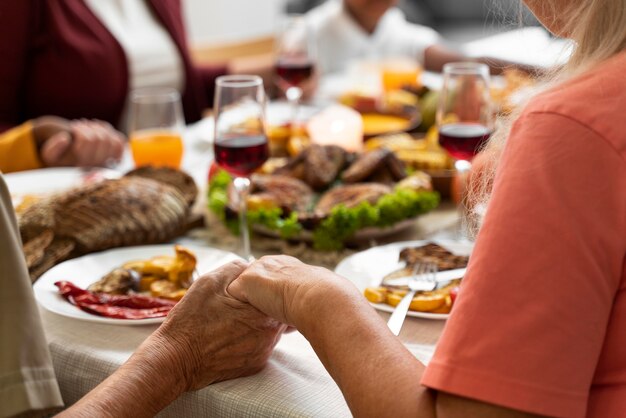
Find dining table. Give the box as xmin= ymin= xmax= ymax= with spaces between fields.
xmin=32 ymin=112 xmax=460 ymax=417
xmin=34 ymin=26 xmax=571 ymax=415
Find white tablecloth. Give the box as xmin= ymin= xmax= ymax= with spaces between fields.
xmin=41 ymin=300 xmax=439 ymax=417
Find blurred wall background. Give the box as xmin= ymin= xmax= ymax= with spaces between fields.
xmin=183 ymin=0 xmax=286 ymax=45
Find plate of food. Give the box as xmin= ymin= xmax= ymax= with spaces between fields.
xmin=335 ymin=240 xmax=472 ymax=320
xmin=208 ymin=145 xmax=441 ymax=250
xmin=339 ymin=90 xmax=422 ymax=138
xmin=5 ymin=167 xmax=120 ymax=214
xmin=33 ymin=244 xmax=240 ymax=325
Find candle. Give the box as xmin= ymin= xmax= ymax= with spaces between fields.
xmin=306 ymin=105 xmax=364 ymax=152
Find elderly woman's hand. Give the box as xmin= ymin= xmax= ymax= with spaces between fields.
xmin=139 ymin=260 xmax=287 ymax=392
xmin=35 ymin=117 xmax=125 ymax=168
xmin=228 ymin=255 xmax=361 ymax=331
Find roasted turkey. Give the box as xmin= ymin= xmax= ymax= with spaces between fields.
xmin=19 ymin=168 xmax=197 ymax=281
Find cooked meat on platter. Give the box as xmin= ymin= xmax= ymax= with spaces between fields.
xmin=210 ymin=144 xmax=441 ymax=250
xmin=341 ymin=148 xmax=407 ymax=184
xmin=275 ymin=144 xmax=348 ymax=190
xmin=304 ymin=144 xmax=348 ymax=190
xmin=19 ymin=169 xmax=197 ymax=281
xmin=228 ymin=174 xmax=314 ymax=214
xmin=315 ymin=183 xmax=392 ymax=215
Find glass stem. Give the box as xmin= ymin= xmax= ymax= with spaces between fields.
xmin=233 ymin=176 xmax=252 ymax=261
xmin=454 ymin=160 xmax=472 ymax=242
xmin=286 ymin=86 xmax=303 ymax=125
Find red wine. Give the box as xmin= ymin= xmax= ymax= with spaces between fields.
xmin=214 ymin=135 xmax=269 ymax=177
xmin=275 ymin=59 xmax=314 ymax=87
xmin=438 ymin=123 xmax=491 ymax=161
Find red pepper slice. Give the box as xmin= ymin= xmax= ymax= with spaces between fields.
xmin=55 ymin=281 xmax=176 ymax=320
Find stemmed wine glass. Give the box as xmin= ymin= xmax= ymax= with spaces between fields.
xmin=437 ymin=62 xmax=493 ymax=170
xmin=213 ymin=75 xmax=269 ymax=261
xmin=437 ymin=62 xmax=493 ymax=238
xmin=274 ymin=15 xmax=316 ymax=116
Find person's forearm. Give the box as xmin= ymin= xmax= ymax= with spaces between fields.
xmin=296 ymin=283 xmax=437 ymax=418
xmin=58 ymin=332 xmax=187 ymax=417
xmin=423 ymin=44 xmax=538 ymax=75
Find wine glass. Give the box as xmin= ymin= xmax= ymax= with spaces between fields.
xmin=437 ymin=62 xmax=493 ymax=171
xmin=274 ymin=15 xmax=316 ymax=116
xmin=213 ymin=75 xmax=269 ymax=261
xmin=437 ymin=62 xmax=493 ymax=239
xmin=128 ymin=88 xmax=185 ymax=169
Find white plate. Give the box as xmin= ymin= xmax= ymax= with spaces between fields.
xmin=34 ymin=245 xmax=241 ymax=325
xmin=5 ymin=167 xmax=119 ymax=207
xmin=335 ymin=240 xmax=473 ymax=320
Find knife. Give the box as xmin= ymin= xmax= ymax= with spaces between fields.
xmin=382 ymin=268 xmax=466 ymax=287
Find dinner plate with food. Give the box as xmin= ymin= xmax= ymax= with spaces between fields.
xmin=335 ymin=240 xmax=472 ymax=320
xmin=34 ymin=244 xmax=240 ymax=325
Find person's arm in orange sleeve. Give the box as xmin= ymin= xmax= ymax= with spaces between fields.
xmin=1 ymin=117 xmax=126 ymax=173
xmin=0 ymin=121 xmax=42 ymax=173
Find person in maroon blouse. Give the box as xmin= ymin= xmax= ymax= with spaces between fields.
xmin=0 ymin=0 xmax=227 ymax=167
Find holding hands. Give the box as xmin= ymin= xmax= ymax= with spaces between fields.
xmin=137 ymin=256 xmax=355 ymax=394
xmin=142 ymin=260 xmax=289 ymax=391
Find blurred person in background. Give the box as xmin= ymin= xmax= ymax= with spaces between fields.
xmin=306 ymin=0 xmax=533 ymax=75
xmin=0 ymin=1 xmax=234 ymax=172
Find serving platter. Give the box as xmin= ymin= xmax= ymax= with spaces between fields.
xmin=34 ymin=245 xmax=240 ymax=325
xmin=335 ymin=239 xmax=473 ymax=320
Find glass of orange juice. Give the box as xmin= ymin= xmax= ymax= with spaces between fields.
xmin=381 ymin=58 xmax=422 ymax=92
xmin=129 ymin=88 xmax=184 ymax=169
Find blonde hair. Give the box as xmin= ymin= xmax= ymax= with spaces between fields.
xmin=467 ymin=0 xmax=626 ymax=234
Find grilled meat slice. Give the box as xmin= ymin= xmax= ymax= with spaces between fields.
xmin=274 ymin=151 xmax=307 ymax=180
xmin=228 ymin=174 xmax=314 ymax=214
xmin=399 ymin=243 xmax=469 ymax=271
xmin=303 ymin=145 xmax=347 ymax=190
xmin=385 ymin=151 xmax=408 ymax=181
xmin=341 ymin=148 xmax=389 ymax=183
xmin=88 ymin=268 xmax=140 ymax=295
xmin=315 ymin=183 xmax=392 ymax=216
xmin=342 ymin=148 xmax=407 ymax=184
xmin=20 ymin=175 xmax=193 ymax=281
xmin=275 ymin=145 xmax=348 ymax=190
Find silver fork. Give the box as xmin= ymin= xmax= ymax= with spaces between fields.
xmin=387 ymin=262 xmax=438 ymax=336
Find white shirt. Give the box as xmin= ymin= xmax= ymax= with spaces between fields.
xmin=306 ymin=0 xmax=440 ymax=75
xmin=85 ymin=0 xmax=185 ymax=130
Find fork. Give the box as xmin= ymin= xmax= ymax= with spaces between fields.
xmin=387 ymin=262 xmax=438 ymax=336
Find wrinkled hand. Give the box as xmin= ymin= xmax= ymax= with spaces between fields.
xmin=39 ymin=118 xmax=125 ymax=168
xmin=143 ymin=260 xmax=287 ymax=391
xmin=228 ymin=255 xmax=359 ymax=329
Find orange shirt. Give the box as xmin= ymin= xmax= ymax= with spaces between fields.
xmin=422 ymin=52 xmax=626 ymax=418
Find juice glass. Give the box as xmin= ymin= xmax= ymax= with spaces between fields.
xmin=381 ymin=59 xmax=422 ymax=92
xmin=129 ymin=88 xmax=184 ymax=169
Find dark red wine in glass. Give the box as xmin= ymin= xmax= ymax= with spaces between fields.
xmin=275 ymin=58 xmax=314 ymax=87
xmin=214 ymin=135 xmax=269 ymax=177
xmin=438 ymin=123 xmax=492 ymax=161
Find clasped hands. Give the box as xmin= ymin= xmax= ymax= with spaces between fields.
xmin=134 ymin=256 xmax=358 ymax=394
